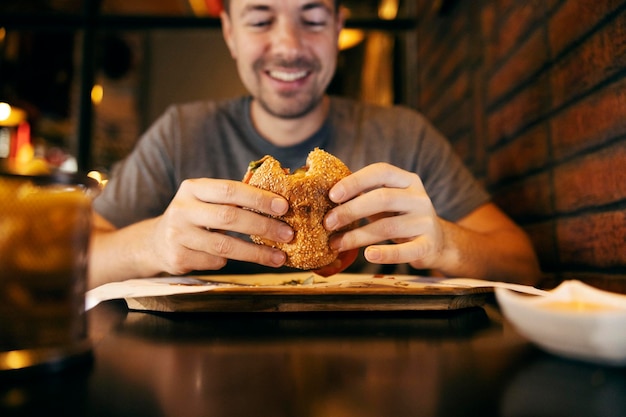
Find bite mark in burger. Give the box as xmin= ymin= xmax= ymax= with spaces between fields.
xmin=243 ymin=148 xmax=357 ymax=274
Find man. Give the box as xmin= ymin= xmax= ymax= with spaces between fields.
xmin=89 ymin=0 xmax=541 ymax=289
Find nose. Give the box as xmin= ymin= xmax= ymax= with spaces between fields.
xmin=270 ymin=18 xmax=303 ymax=60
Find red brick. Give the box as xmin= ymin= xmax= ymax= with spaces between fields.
xmin=557 ymin=211 xmax=626 ymax=267
xmin=437 ymin=99 xmax=473 ymax=137
xmin=547 ymin=0 xmax=561 ymax=11
xmin=417 ymin=21 xmax=438 ymax=61
xmin=480 ymin=2 xmax=497 ymax=41
xmin=483 ymin=0 xmax=500 ymax=69
xmin=487 ymin=123 xmax=550 ymax=184
xmin=549 ymin=0 xmax=625 ymax=57
xmin=496 ymin=0 xmax=516 ymax=16
xmin=550 ymin=79 xmax=626 ymax=160
xmin=449 ymin=131 xmax=473 ymax=168
xmin=486 ymin=73 xmax=550 ymax=147
xmin=426 ymin=71 xmax=470 ymax=122
xmin=489 ymin=0 xmax=547 ymax=68
xmin=538 ymin=272 xmax=561 ymax=290
xmin=416 ymin=0 xmax=431 ymax=13
xmin=551 ymin=7 xmax=626 ymax=109
xmin=472 ymin=70 xmax=488 ymax=172
xmin=439 ymin=36 xmax=470 ymax=85
xmin=419 ymin=36 xmax=469 ymax=109
xmin=491 ymin=172 xmax=553 ymax=219
xmin=524 ymin=221 xmax=558 ymax=269
xmin=488 ymin=28 xmax=547 ymax=104
xmin=554 ymin=141 xmax=626 ymax=212
xmin=559 ymin=272 xmax=626 ymax=294
xmin=403 ymin=30 xmax=420 ymax=110
xmin=415 ymin=0 xmax=433 ymax=18
xmin=419 ymin=19 xmax=466 ymax=84
xmin=413 ymin=0 xmax=626 ymax=288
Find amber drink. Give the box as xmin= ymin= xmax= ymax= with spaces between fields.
xmin=0 ymin=173 xmax=94 ymax=372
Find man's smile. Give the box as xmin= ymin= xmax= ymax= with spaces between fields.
xmin=267 ymin=69 xmax=310 ymax=82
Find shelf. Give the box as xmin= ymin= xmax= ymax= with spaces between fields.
xmin=0 ymin=13 xmax=416 ymax=31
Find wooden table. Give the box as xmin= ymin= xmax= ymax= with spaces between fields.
xmin=2 ymin=298 xmax=625 ymax=417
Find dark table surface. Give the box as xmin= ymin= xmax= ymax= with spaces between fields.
xmin=2 ymin=297 xmax=626 ymax=417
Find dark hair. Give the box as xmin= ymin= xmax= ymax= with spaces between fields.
xmin=221 ymin=0 xmax=342 ymax=14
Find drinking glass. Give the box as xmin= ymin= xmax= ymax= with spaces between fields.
xmin=0 ymin=172 xmax=96 ymax=374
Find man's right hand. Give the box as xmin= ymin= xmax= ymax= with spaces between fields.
xmin=152 ymin=178 xmax=294 ymax=275
xmin=89 ymin=178 xmax=294 ymax=287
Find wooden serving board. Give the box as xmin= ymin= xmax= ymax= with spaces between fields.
xmin=124 ymin=276 xmax=493 ymax=313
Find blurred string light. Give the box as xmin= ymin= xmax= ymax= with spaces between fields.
xmin=0 ymin=102 xmax=27 ymax=126
xmin=188 ymin=0 xmax=223 ymax=16
xmin=3 ymin=351 xmax=30 ymax=370
xmin=91 ymin=84 xmax=104 ymax=106
xmin=0 ymin=102 xmax=10 ymax=121
xmin=88 ymin=170 xmax=108 ymax=187
xmin=0 ymin=27 xmax=6 ymax=43
xmin=0 ymin=102 xmax=44 ymax=175
xmin=338 ymin=5 xmax=364 ymax=50
xmin=339 ymin=29 xmax=365 ymax=50
xmin=378 ymin=0 xmax=399 ymax=20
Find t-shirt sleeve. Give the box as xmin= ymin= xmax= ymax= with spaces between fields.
xmin=414 ymin=115 xmax=490 ymax=222
xmin=92 ymin=106 xmax=179 ymax=228
xmin=331 ymin=100 xmax=489 ymax=223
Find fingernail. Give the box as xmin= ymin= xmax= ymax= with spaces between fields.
xmin=329 ymin=237 xmax=342 ymax=251
xmin=325 ymin=213 xmax=339 ymax=231
xmin=271 ymin=250 xmax=286 ymax=266
xmin=271 ymin=198 xmax=288 ymax=214
xmin=329 ymin=184 xmax=345 ymax=202
xmin=365 ymin=247 xmax=381 ymax=261
xmin=278 ymin=226 xmax=293 ymax=242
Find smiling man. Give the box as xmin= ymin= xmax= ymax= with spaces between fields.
xmin=222 ymin=0 xmax=342 ymax=145
xmin=89 ymin=0 xmax=541 ymax=288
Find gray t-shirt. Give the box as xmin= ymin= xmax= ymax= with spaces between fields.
xmin=94 ymin=96 xmax=490 ymax=274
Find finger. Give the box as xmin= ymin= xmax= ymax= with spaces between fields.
xmin=364 ymin=236 xmax=436 ymax=265
xmin=325 ymin=187 xmax=430 ymax=232
xmin=331 ymin=214 xmax=426 ymax=252
xmin=185 ymin=202 xmax=293 ymax=244
xmin=157 ymin=225 xmax=229 ymax=274
xmin=181 ymin=227 xmax=287 ymax=268
xmin=329 ymin=163 xmax=423 ymax=203
xmin=164 ymin=247 xmax=228 ymax=275
xmin=197 ymin=232 xmax=287 ymax=268
xmin=181 ymin=178 xmax=289 ymax=216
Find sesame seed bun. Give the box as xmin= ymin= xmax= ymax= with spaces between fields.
xmin=243 ymin=148 xmax=352 ymax=270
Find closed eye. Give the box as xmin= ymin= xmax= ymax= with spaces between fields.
xmin=303 ymin=19 xmax=327 ymax=27
xmin=248 ymin=19 xmax=273 ymax=28
xmin=241 ymin=7 xmax=273 ymax=30
xmin=302 ymin=3 xmax=331 ymax=30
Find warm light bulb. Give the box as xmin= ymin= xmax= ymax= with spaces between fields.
xmin=4 ymin=351 xmax=31 ymax=369
xmin=0 ymin=102 xmax=10 ymax=121
xmin=88 ymin=170 xmax=108 ymax=187
xmin=0 ymin=103 xmax=26 ymax=126
xmin=339 ymin=29 xmax=365 ymax=50
xmin=87 ymin=170 xmax=102 ymax=183
xmin=378 ymin=0 xmax=399 ymax=20
xmin=91 ymin=84 xmax=104 ymax=105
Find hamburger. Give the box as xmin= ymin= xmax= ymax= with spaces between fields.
xmin=243 ymin=148 xmax=356 ymax=273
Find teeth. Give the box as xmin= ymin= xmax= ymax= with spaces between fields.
xmin=269 ymin=70 xmax=308 ymax=82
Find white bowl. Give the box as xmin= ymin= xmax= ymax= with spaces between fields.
xmin=496 ymin=280 xmax=626 ymax=366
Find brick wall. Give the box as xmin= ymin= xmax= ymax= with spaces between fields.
xmin=413 ymin=0 xmax=626 ymax=292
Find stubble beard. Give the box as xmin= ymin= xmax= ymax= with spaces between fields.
xmin=256 ymin=90 xmax=323 ymax=119
xmin=252 ymin=56 xmax=326 ymax=119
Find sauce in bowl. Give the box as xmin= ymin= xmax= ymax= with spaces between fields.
xmin=541 ymin=300 xmax=623 ymax=312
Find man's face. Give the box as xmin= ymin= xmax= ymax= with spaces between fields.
xmin=222 ymin=0 xmax=344 ymax=119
